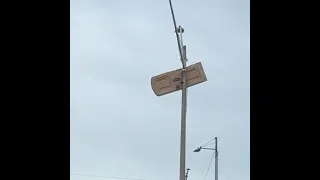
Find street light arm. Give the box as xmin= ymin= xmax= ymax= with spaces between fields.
xmin=194 ymin=137 xmax=218 ymax=180
xmin=193 ymin=147 xmax=216 ymax=152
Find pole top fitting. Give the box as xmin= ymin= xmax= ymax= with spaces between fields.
xmin=176 ymin=26 xmax=184 ymax=33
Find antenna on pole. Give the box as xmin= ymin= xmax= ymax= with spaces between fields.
xmin=168 ymin=0 xmax=187 ymax=67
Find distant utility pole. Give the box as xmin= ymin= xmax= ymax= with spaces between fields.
xmin=214 ymin=137 xmax=218 ymax=180
xmin=185 ymin=168 xmax=190 ymax=180
xmin=194 ymin=137 xmax=218 ymax=180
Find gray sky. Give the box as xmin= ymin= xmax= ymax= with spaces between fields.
xmin=70 ymin=0 xmax=250 ymax=180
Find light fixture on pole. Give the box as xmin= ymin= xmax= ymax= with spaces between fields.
xmin=194 ymin=137 xmax=218 ymax=180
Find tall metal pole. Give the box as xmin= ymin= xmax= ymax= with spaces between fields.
xmin=215 ymin=137 xmax=218 ymax=180
xmin=168 ymin=1 xmax=188 ymax=180
xmin=178 ymin=26 xmax=187 ymax=180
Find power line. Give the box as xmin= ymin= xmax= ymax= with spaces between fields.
xmin=70 ymin=173 xmax=147 ymax=180
xmin=203 ymin=141 xmax=214 ymax=147
xmin=203 ymin=151 xmax=215 ymax=180
xmin=201 ymin=137 xmax=216 ymax=148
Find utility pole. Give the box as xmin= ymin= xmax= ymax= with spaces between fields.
xmin=168 ymin=1 xmax=188 ymax=180
xmin=193 ymin=137 xmax=218 ymax=180
xmin=150 ymin=2 xmax=207 ymax=180
xmin=214 ymin=137 xmax=218 ymax=180
xmin=178 ymin=25 xmax=187 ymax=180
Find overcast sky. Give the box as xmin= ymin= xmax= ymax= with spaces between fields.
xmin=70 ymin=0 xmax=250 ymax=180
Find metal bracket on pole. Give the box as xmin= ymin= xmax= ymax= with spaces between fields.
xmin=183 ymin=45 xmax=187 ymax=62
xmin=185 ymin=168 xmax=191 ymax=180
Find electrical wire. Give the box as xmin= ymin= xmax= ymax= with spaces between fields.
xmin=70 ymin=173 xmax=147 ymax=180
xmin=202 ymin=141 xmax=214 ymax=147
xmin=200 ymin=137 xmax=216 ymax=148
xmin=203 ymin=151 xmax=215 ymax=180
